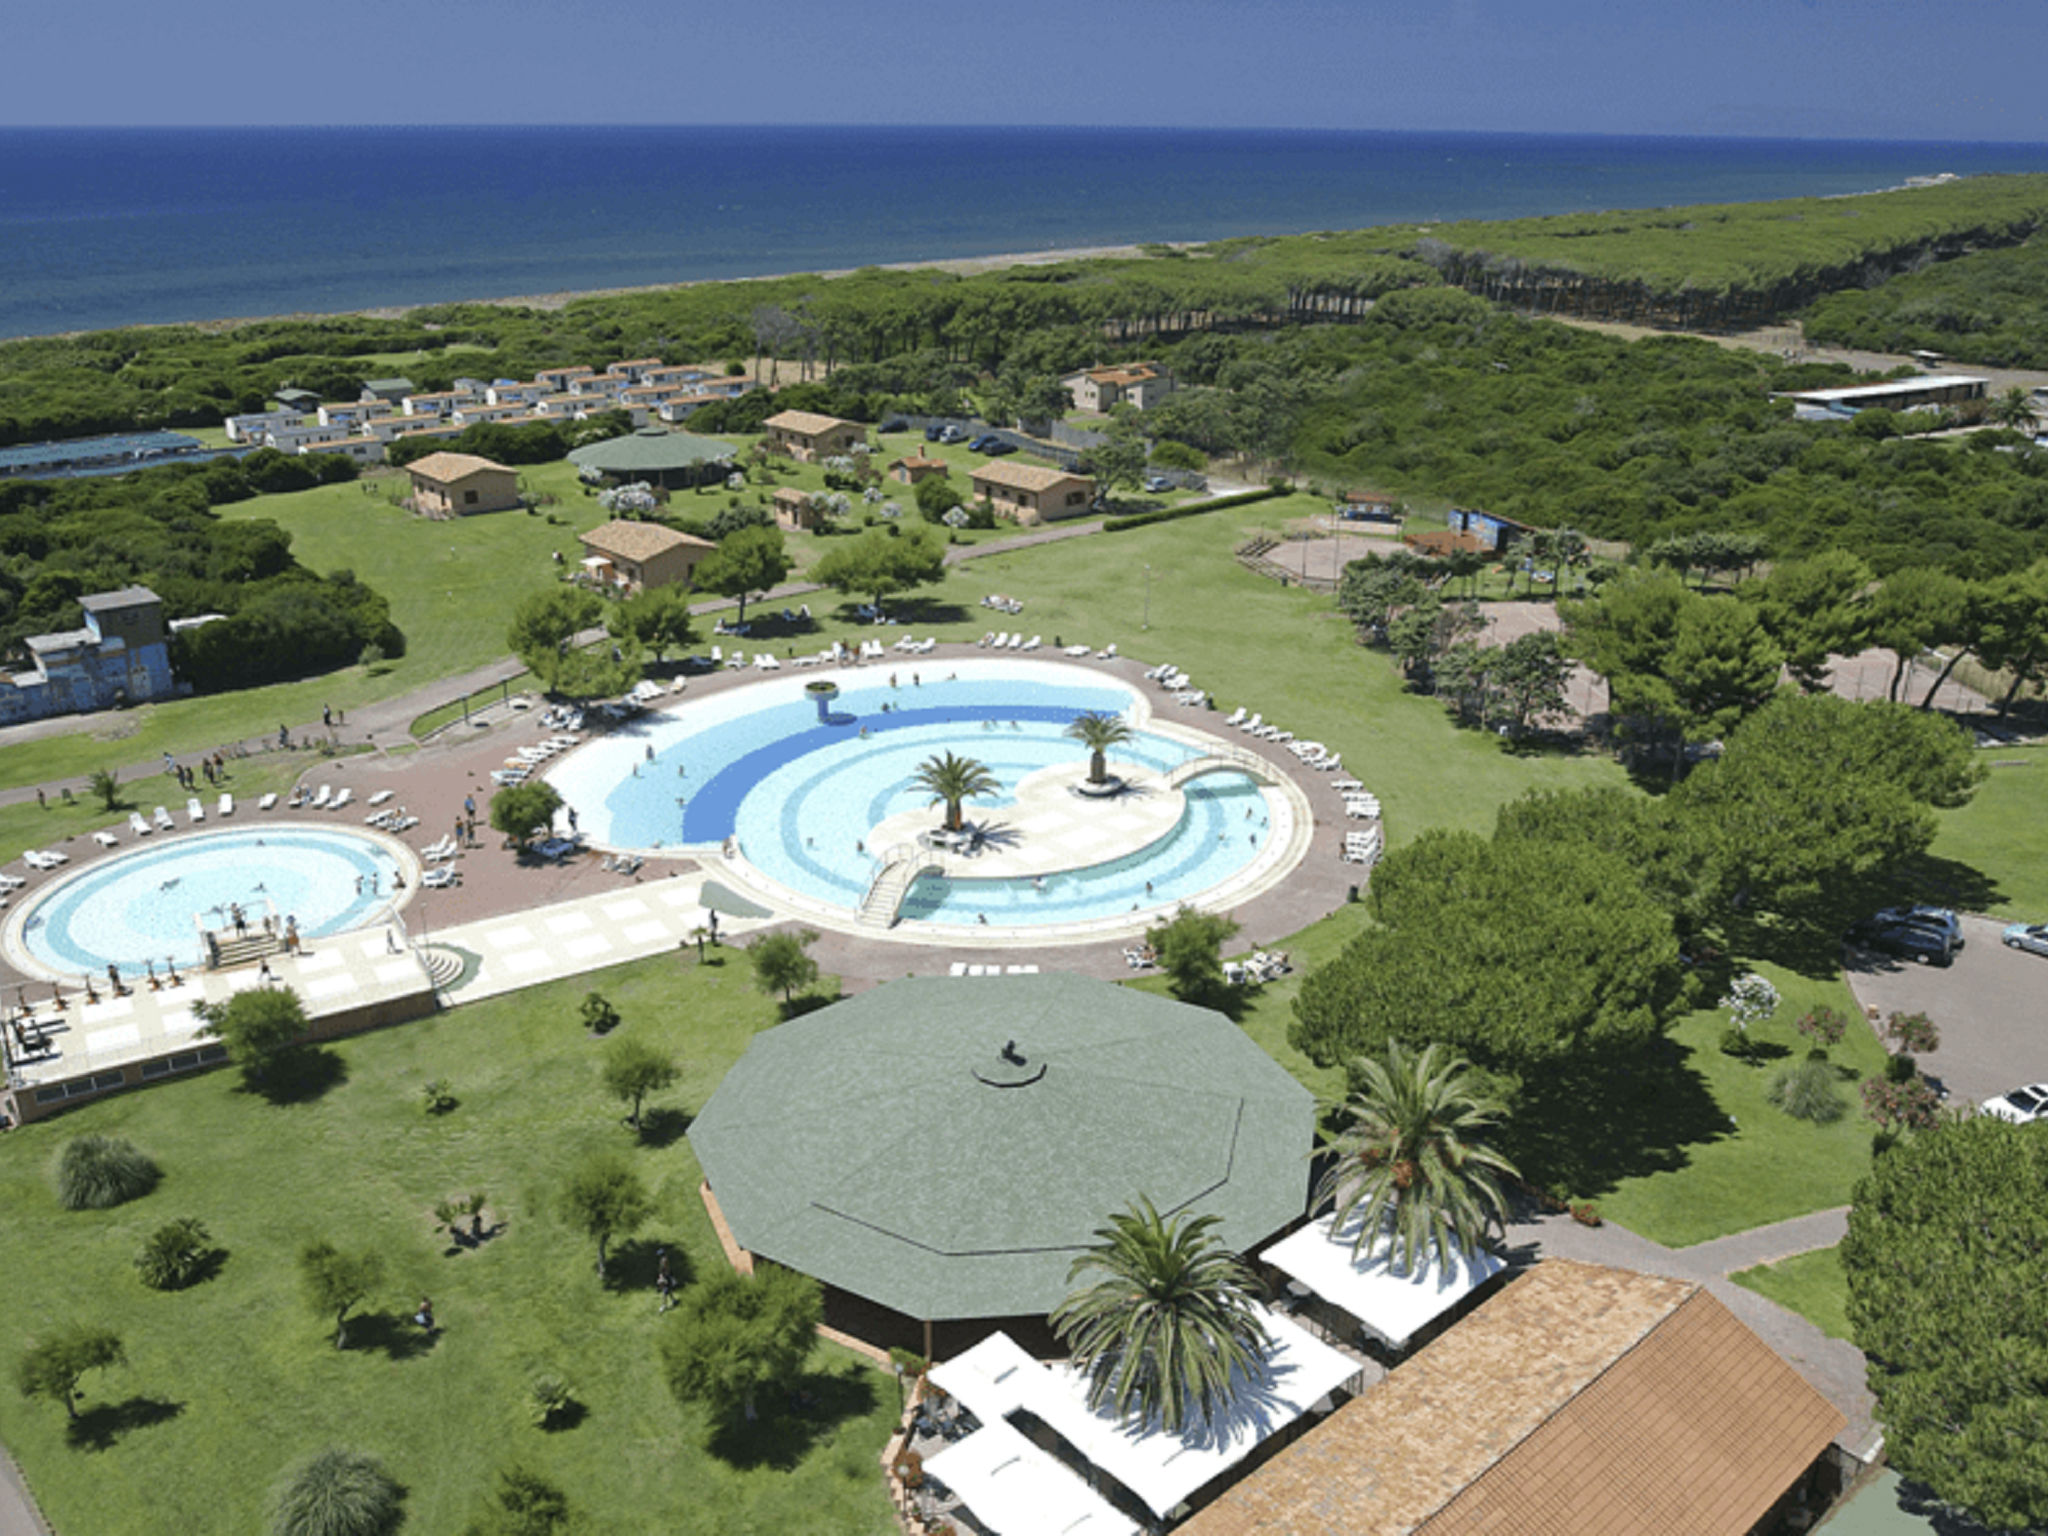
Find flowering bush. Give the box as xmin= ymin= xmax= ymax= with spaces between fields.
xmin=1883 ymin=1010 xmax=1941 ymax=1056
xmin=1796 ymin=1006 xmax=1849 ymax=1055
xmin=1719 ymin=973 xmax=1781 ymax=1034
xmin=1861 ymin=1074 xmax=1943 ymax=1131
xmin=597 ymin=481 xmax=658 ymax=516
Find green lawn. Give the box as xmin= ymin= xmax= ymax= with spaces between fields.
xmin=1732 ymin=1246 xmax=1855 ymax=1343
xmin=0 ymin=953 xmax=897 ymax=1536
xmin=1929 ymin=746 xmax=2048 ymax=918
xmin=1592 ymin=963 xmax=1887 ymax=1247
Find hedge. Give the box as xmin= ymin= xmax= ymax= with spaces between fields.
xmin=1101 ymin=486 xmax=1284 ymax=532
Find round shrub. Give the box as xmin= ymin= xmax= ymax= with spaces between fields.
xmin=53 ymin=1135 xmax=159 ymax=1211
xmin=135 ymin=1217 xmax=214 ymax=1290
xmin=1768 ymin=1059 xmax=1847 ymax=1124
xmin=270 ymin=1447 xmax=404 ymax=1536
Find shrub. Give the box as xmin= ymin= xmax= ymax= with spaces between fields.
xmin=135 ymin=1217 xmax=214 ymax=1290
xmin=1885 ymin=1052 xmax=1919 ymax=1084
xmin=422 ymin=1079 xmax=457 ymax=1115
xmin=1768 ymin=1059 xmax=1848 ymax=1123
xmin=53 ymin=1135 xmax=159 ymax=1210
xmin=529 ymin=1374 xmax=576 ymax=1429
xmin=1883 ymin=1010 xmax=1941 ymax=1056
xmin=1570 ymin=1202 xmax=1603 ymax=1227
xmin=270 ymin=1446 xmax=404 ymax=1536
xmin=1795 ymin=1006 xmax=1849 ymax=1054
xmin=1102 ymin=486 xmax=1280 ymax=532
xmin=1862 ymin=1073 xmax=1944 ymax=1132
xmin=1718 ymin=1025 xmax=1759 ymax=1061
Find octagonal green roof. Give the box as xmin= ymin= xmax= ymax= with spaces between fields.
xmin=688 ymin=974 xmax=1315 ymax=1321
xmin=566 ymin=426 xmax=736 ymax=475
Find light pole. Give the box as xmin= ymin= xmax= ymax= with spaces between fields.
xmin=1142 ymin=564 xmax=1152 ymax=630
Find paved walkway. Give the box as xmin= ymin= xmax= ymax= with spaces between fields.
xmin=1505 ymin=1202 xmax=1879 ymax=1462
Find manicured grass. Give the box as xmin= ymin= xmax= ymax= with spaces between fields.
xmin=0 ymin=953 xmax=896 ymax=1536
xmin=1593 ymin=963 xmax=1887 ymax=1248
xmin=1732 ymin=1246 xmax=1855 ymax=1343
xmin=0 ymin=750 xmax=346 ymax=868
xmin=1929 ymin=746 xmax=2048 ymax=918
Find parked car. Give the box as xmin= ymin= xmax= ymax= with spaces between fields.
xmin=2004 ymin=921 xmax=2048 ymax=958
xmin=1144 ymin=474 xmax=1174 ymax=493
xmin=980 ymin=439 xmax=1017 ymax=456
xmin=879 ymin=417 xmax=909 ymax=434
xmin=1872 ymin=905 xmax=1964 ymax=950
xmin=1845 ymin=913 xmax=1957 ymax=967
xmin=937 ymin=425 xmax=966 ymax=444
xmin=1981 ymin=1083 xmax=2048 ymax=1123
xmin=924 ymin=423 xmax=946 ymax=441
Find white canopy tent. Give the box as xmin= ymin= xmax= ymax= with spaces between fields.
xmin=1261 ymin=1209 xmax=1505 ymax=1350
xmin=923 ymin=1417 xmax=1138 ymax=1536
xmin=929 ymin=1307 xmax=1357 ymax=1519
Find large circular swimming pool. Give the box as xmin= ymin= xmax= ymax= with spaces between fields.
xmin=11 ymin=825 xmax=413 ymax=980
xmin=545 ymin=659 xmax=1295 ymax=932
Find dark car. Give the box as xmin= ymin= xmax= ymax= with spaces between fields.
xmin=1846 ymin=914 xmax=1957 ymax=967
xmin=924 ymin=423 xmax=946 ymax=442
xmin=879 ymin=417 xmax=909 ymax=434
xmin=1873 ymin=905 xmax=1963 ymax=949
xmin=980 ymin=439 xmax=1017 ymax=456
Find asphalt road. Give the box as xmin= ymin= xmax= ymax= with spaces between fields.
xmin=1844 ymin=914 xmax=2048 ymax=1109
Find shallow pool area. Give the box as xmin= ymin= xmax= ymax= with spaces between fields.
xmin=545 ymin=659 xmax=1298 ymax=935
xmin=10 ymin=825 xmax=414 ymax=980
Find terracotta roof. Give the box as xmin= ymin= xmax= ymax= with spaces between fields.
xmin=1404 ymin=530 xmax=1485 ymax=557
xmin=1181 ymin=1261 xmax=1843 ymax=1536
xmin=1070 ymin=362 xmax=1165 ymax=386
xmin=888 ymin=453 xmax=946 ymax=471
xmin=405 ymin=452 xmax=516 ymax=484
xmin=763 ymin=409 xmax=860 ymax=436
xmin=578 ymin=519 xmax=714 ymax=562
xmin=971 ymin=461 xmax=1092 ymax=495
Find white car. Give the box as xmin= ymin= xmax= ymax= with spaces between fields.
xmin=1981 ymin=1083 xmax=2048 ymax=1124
xmin=2003 ymin=922 xmax=2048 ymax=958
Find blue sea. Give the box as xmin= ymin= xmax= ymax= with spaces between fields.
xmin=3 ymin=126 xmax=2046 ymax=340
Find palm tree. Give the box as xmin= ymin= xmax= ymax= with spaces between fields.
xmin=909 ymin=751 xmax=998 ymax=833
xmin=1050 ymin=1198 xmax=1270 ymax=1433
xmin=1314 ymin=1040 xmax=1519 ymax=1275
xmin=1064 ymin=712 xmax=1134 ymax=786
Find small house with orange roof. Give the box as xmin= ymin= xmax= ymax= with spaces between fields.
xmin=405 ymin=452 xmax=521 ymax=517
xmin=761 ymin=410 xmax=865 ymax=462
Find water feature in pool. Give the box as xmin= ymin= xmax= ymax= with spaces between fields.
xmin=15 ymin=826 xmax=408 ymax=978
xmin=547 ymin=664 xmax=1275 ymax=928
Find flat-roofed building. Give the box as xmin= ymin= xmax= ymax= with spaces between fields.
xmin=0 ymin=586 xmax=177 ymax=725
xmin=577 ymin=518 xmax=714 ymax=594
xmin=225 ymin=409 xmax=305 ymax=444
xmin=1180 ymin=1259 xmax=1846 ymax=1536
xmin=303 ymin=434 xmax=385 ymax=465
xmin=761 ymin=410 xmax=865 ymax=462
xmin=1782 ymin=374 xmax=1989 ymax=415
xmin=405 ymin=452 xmax=521 ymax=517
xmin=264 ymin=421 xmax=359 ymax=453
xmin=971 ymin=461 xmax=1095 ymax=525
xmin=604 ymin=357 xmax=666 ymax=382
xmin=1062 ymin=361 xmax=1176 ymax=413
xmin=485 ymin=382 xmax=543 ymax=407
xmin=358 ymin=377 xmax=416 ymax=404
xmin=534 ymin=365 xmax=596 ymax=392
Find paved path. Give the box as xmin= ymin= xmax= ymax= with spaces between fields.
xmin=1505 ymin=1202 xmax=1879 ymax=1462
xmin=0 ymin=1447 xmax=52 ymax=1536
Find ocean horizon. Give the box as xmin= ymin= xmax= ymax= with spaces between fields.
xmin=3 ymin=124 xmax=2046 ymax=341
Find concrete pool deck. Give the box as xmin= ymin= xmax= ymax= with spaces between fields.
xmin=0 ymin=643 xmax=1375 ymax=1107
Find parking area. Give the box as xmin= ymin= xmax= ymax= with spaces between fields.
xmin=1844 ymin=915 xmax=2048 ymax=1108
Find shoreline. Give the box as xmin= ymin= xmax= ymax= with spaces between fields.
xmin=11 ymin=241 xmax=1184 ymax=345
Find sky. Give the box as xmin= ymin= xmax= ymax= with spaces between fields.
xmin=6 ymin=0 xmax=2047 ymax=141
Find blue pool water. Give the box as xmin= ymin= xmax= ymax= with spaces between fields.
xmin=17 ymin=826 xmax=406 ymax=978
xmin=554 ymin=667 xmax=1274 ymax=928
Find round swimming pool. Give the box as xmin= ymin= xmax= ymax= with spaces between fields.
xmin=545 ymin=659 xmax=1300 ymax=933
xmin=10 ymin=825 xmax=414 ymax=980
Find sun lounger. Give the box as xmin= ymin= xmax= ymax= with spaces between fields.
xmin=421 ymin=867 xmax=459 ymax=889
xmin=1331 ymin=778 xmax=1363 ymax=792
xmin=187 ymin=797 xmax=205 ymax=823
xmin=0 ymin=874 xmax=25 ymax=891
xmin=331 ymin=787 xmax=353 ymax=810
xmin=1065 ymin=644 xmax=1090 ymax=657
xmin=1239 ymin=714 xmax=1261 ymax=734
xmin=368 ymin=789 xmax=394 ymax=807
xmin=218 ymin=792 xmax=234 ymax=816
xmin=130 ymin=812 xmax=153 ymax=837
xmin=1097 ymin=643 xmax=1117 ymax=659
xmin=22 ymin=852 xmax=56 ymax=871
xmin=1022 ymin=635 xmax=1041 ymax=651
xmin=153 ymin=805 xmax=176 ymax=831
xmin=949 ymin=962 xmax=968 ymax=976
xmin=310 ymin=785 xmax=332 ymax=809
xmin=1224 ymin=707 xmax=1247 ymax=727
xmin=94 ymin=830 xmax=119 ymax=849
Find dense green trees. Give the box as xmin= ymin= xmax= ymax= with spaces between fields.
xmin=489 ymin=781 xmax=565 ymax=848
xmin=1805 ymin=232 xmax=2048 ymax=368
xmin=692 ymin=524 xmax=792 ymax=627
xmin=1291 ymin=825 xmax=1686 ymax=1081
xmin=747 ymin=929 xmax=820 ymax=1006
xmin=199 ymin=989 xmax=313 ymax=1085
xmin=605 ymin=584 xmax=696 ymax=662
xmin=505 ymin=588 xmax=602 ymax=689
xmin=1842 ymin=1118 xmax=2048 ymax=1531
xmin=1144 ymin=907 xmax=1242 ymax=1003
xmin=810 ymin=526 xmax=946 ymax=615
xmin=1051 ymin=1200 xmax=1270 ymax=1434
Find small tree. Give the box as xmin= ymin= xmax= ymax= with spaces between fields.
xmin=460 ymin=1465 xmax=571 ymax=1536
xmin=579 ymin=991 xmax=621 ymax=1035
xmin=1717 ymin=972 xmax=1780 ymax=1059
xmin=1767 ymin=1059 xmax=1847 ymax=1123
xmin=17 ymin=1326 xmax=124 ymax=1421
xmin=270 ymin=1447 xmax=405 ymax=1536
xmin=1861 ymin=1073 xmax=1944 ymax=1132
xmin=88 ymin=767 xmax=121 ymax=812
xmin=1795 ymin=1006 xmax=1849 ymax=1058
xmin=659 ymin=1265 xmax=823 ymax=1424
xmin=490 ymin=782 xmax=566 ymax=849
xmin=1883 ymin=1010 xmax=1941 ymax=1056
xmin=135 ymin=1217 xmax=214 ymax=1290
xmin=748 ymin=929 xmax=820 ymax=1006
xmin=299 ymin=1241 xmax=384 ymax=1349
xmin=558 ymin=1153 xmax=652 ymax=1278
xmin=601 ymin=1036 xmax=679 ymax=1131
xmin=199 ymin=987 xmax=311 ymax=1083
xmin=1145 ymin=907 xmax=1242 ymax=1001
xmin=1065 ymin=712 xmax=1134 ymax=786
xmin=694 ymin=524 xmax=793 ymax=629
xmin=53 ymin=1134 xmax=159 ymax=1210
xmin=606 ymin=584 xmax=697 ymax=662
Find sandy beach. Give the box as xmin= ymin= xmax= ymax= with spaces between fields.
xmin=152 ymin=241 xmax=1187 ymax=340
